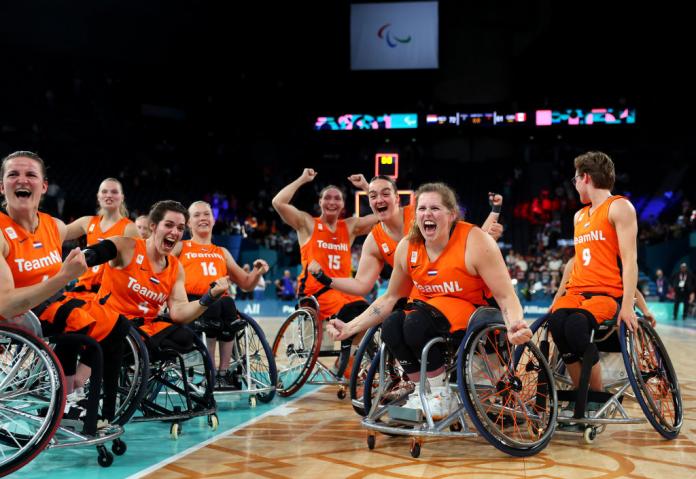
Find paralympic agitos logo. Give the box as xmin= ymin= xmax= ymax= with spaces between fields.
xmin=377 ymin=23 xmax=412 ymax=48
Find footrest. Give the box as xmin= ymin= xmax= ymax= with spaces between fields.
xmin=388 ymin=405 xmax=423 ymax=423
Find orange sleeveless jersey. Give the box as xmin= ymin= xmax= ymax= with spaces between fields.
xmin=407 ymin=221 xmax=487 ymax=332
xmin=298 ymin=218 xmax=363 ymax=319
xmin=0 ymin=212 xmax=96 ymax=334
xmin=90 ymin=238 xmax=179 ymax=337
xmin=179 ymin=240 xmax=228 ymax=296
xmin=0 ymin=211 xmax=63 ymax=288
xmin=371 ymin=204 xmax=415 ymax=267
xmin=72 ymin=216 xmax=133 ymax=295
xmin=565 ymin=196 xmax=625 ymax=297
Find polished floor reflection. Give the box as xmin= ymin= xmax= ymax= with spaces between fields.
xmin=143 ymin=324 xmax=696 ymax=479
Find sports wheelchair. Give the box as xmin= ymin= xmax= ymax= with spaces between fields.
xmin=0 ymin=312 xmax=127 ymax=475
xmin=361 ymin=307 xmax=558 ymax=458
xmin=127 ymin=320 xmax=219 ymax=439
xmin=272 ymin=296 xmax=355 ymax=398
xmin=191 ymin=311 xmax=277 ymax=407
xmin=528 ymin=311 xmax=682 ymax=443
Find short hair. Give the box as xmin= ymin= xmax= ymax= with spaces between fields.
xmin=369 ymin=175 xmax=398 ymax=194
xmin=148 ymin=200 xmax=189 ymax=225
xmin=574 ymin=151 xmax=615 ymax=190
xmin=319 ymin=184 xmax=344 ymax=202
xmin=1 ymin=151 xmax=47 ymax=180
xmin=1 ymin=151 xmax=48 ymax=209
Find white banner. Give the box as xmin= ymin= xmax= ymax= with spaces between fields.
xmin=351 ymin=2 xmax=439 ymax=71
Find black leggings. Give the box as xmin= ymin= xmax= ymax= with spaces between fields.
xmin=381 ymin=302 xmax=451 ymax=375
xmin=150 ymin=324 xmax=197 ymax=352
xmin=188 ymin=295 xmax=240 ymax=341
xmin=51 ymin=315 xmax=131 ymax=421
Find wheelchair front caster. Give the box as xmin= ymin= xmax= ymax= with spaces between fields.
xmin=409 ymin=438 xmax=421 ymax=458
xmin=170 ymin=422 xmax=182 ymax=439
xmin=208 ymin=413 xmax=219 ymax=430
xmin=337 ymin=387 xmax=346 ymax=400
xmin=249 ymin=396 xmax=257 ymax=407
xmin=97 ymin=445 xmax=114 ymax=467
xmin=112 ymin=438 xmax=127 ymax=456
xmin=449 ymin=422 xmax=462 ymax=432
xmin=583 ymin=426 xmax=597 ymax=444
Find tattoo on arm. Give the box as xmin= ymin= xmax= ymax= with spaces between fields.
xmin=369 ymin=305 xmax=382 ymax=317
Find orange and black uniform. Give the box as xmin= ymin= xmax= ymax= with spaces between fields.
xmin=69 ymin=216 xmax=133 ymax=300
xmin=1 ymin=212 xmax=128 ymax=421
xmin=298 ymin=218 xmax=366 ymax=321
xmin=371 ymin=204 xmax=415 ymax=268
xmin=0 ymin=211 xmax=97 ymax=336
xmin=549 ymin=195 xmax=628 ymax=367
xmin=179 ymin=240 xmax=238 ymax=340
xmin=87 ymin=238 xmax=179 ymax=338
xmin=382 ymin=221 xmax=487 ymax=374
xmin=551 ymin=196 xmax=625 ymax=323
xmin=407 ymin=221 xmax=487 ymax=331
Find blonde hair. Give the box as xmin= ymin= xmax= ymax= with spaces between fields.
xmin=97 ymin=177 xmax=129 ymax=218
xmin=408 ymin=182 xmax=460 ymax=243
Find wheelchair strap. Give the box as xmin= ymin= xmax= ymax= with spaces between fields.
xmin=51 ymin=298 xmax=87 ymax=331
xmin=31 ymin=289 xmax=66 ymax=318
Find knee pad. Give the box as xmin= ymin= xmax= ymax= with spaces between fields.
xmin=218 ymin=319 xmax=244 ymax=342
xmin=204 ymin=318 xmax=223 ymax=338
xmin=402 ymin=308 xmax=431 ymax=350
xmin=550 ymin=310 xmax=599 ymax=365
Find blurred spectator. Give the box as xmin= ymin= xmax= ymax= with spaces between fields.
xmin=670 ymin=263 xmax=694 ymax=320
xmin=275 ymin=270 xmax=296 ymax=301
xmin=135 ymin=215 xmax=151 ymax=239
xmin=655 ymin=268 xmax=667 ymax=302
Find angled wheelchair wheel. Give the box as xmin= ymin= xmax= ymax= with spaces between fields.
xmin=458 ymin=319 xmax=557 ymax=457
xmin=271 ymin=308 xmax=320 ymax=397
xmin=620 ymin=319 xmax=682 ymax=439
xmin=111 ymin=327 xmax=150 ymax=426
xmin=350 ymin=325 xmax=381 ymax=416
xmin=232 ymin=313 xmax=278 ymax=403
xmin=139 ymin=331 xmax=216 ymax=421
xmin=0 ymin=325 xmax=66 ymax=477
xmin=527 ymin=315 xmax=572 ymax=391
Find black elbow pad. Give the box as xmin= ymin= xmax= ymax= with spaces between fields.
xmin=83 ymin=239 xmax=118 ymax=267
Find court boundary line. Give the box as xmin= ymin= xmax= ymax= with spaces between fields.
xmin=126 ymin=386 xmax=325 ymax=479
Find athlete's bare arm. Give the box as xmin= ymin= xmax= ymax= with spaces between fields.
xmin=271 ymin=168 xmax=316 ymax=243
xmin=223 ymin=247 xmax=269 ymax=291
xmin=311 ymin=232 xmax=385 ymax=296
xmin=466 ymin=227 xmax=532 ymax=345
xmin=101 ymin=236 xmax=137 ymax=269
xmin=123 ymin=222 xmax=139 ymax=238
xmin=346 ymin=213 xmax=379 ymax=241
xmin=167 ymin=264 xmax=231 ymax=323
xmin=63 ymin=216 xmax=91 ymax=241
xmin=480 ymin=193 xmax=503 ymax=238
xmin=327 ymin=238 xmax=412 ymax=341
xmin=553 ymin=257 xmax=575 ymax=304
xmin=347 ymin=173 xmax=369 ymax=192
xmin=610 ymin=198 xmax=639 ymax=331
xmin=0 ymin=234 xmax=87 ymax=318
xmin=634 ymin=290 xmax=656 ymax=326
